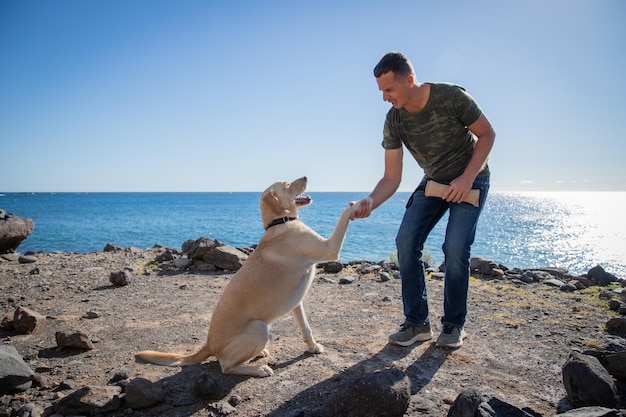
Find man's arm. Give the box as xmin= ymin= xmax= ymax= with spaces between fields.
xmin=443 ymin=114 xmax=495 ymax=203
xmin=350 ymin=147 xmax=403 ymax=219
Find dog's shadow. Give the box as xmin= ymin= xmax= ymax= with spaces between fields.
xmin=143 ymin=340 xmax=448 ymax=416
xmin=132 ymin=351 xmax=315 ymax=415
xmin=140 ymin=361 xmax=248 ymax=415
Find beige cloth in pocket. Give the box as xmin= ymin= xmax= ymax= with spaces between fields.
xmin=424 ymin=180 xmax=480 ymax=207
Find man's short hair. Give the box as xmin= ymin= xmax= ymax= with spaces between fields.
xmin=373 ymin=52 xmax=415 ymax=78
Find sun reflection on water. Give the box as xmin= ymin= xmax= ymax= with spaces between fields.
xmin=481 ymin=191 xmax=626 ymax=277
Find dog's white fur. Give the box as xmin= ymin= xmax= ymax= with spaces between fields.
xmin=135 ymin=176 xmax=355 ymax=377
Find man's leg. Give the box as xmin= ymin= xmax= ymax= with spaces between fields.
xmin=390 ymin=181 xmax=448 ymax=346
xmin=437 ymin=176 xmax=490 ymax=347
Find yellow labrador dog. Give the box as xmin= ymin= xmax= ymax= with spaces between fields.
xmin=136 ymin=176 xmax=355 ymax=377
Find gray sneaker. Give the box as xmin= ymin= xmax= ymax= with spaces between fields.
xmin=388 ymin=324 xmax=433 ymax=346
xmin=436 ymin=325 xmax=467 ymax=348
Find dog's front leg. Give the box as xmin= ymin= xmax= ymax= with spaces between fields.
xmin=318 ymin=206 xmax=356 ymax=260
xmin=292 ymin=302 xmax=324 ymax=354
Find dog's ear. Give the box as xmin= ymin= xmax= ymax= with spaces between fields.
xmin=262 ymin=190 xmax=283 ymax=214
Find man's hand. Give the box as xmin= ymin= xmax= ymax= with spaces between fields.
xmin=349 ymin=197 xmax=374 ymax=220
xmin=442 ymin=176 xmax=473 ymax=204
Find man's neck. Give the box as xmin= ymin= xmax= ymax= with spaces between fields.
xmin=404 ymin=82 xmax=430 ymax=113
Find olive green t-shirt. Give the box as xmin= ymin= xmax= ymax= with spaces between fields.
xmin=381 ymin=82 xmax=489 ymax=182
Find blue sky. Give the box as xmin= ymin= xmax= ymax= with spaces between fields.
xmin=1 ymin=0 xmax=624 ymax=192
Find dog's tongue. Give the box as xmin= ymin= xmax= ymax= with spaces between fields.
xmin=295 ymin=195 xmax=312 ymax=204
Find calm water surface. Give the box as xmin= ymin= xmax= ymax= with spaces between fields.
xmin=1 ymin=191 xmax=624 ymax=278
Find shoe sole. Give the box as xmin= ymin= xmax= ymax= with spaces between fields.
xmin=389 ymin=332 xmax=433 ymax=347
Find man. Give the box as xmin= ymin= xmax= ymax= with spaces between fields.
xmin=351 ymin=51 xmax=495 ymax=348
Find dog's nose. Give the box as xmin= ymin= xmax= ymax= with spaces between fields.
xmin=303 ymin=176 xmax=307 ymax=182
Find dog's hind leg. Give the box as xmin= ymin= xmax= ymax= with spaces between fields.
xmin=218 ymin=320 xmax=274 ymax=377
xmin=292 ymin=302 xmax=324 ymax=354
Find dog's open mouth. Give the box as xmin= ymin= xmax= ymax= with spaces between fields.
xmin=295 ymin=195 xmax=312 ymax=206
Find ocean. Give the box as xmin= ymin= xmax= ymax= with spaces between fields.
xmin=1 ymin=191 xmax=625 ymax=278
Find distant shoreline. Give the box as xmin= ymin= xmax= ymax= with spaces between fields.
xmin=2 ymin=190 xmax=626 ymax=194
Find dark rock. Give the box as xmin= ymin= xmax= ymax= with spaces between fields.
xmin=55 ymin=330 xmax=94 ymax=350
xmin=321 ymin=261 xmax=343 ymax=273
xmin=31 ymin=374 xmax=50 ymax=389
xmin=608 ymin=301 xmax=622 ymax=312
xmin=606 ymin=318 xmax=626 ymax=337
xmin=0 ymin=345 xmax=35 ymax=395
xmin=537 ymin=266 xmax=570 ymax=279
xmin=325 ymin=368 xmax=410 ymax=417
xmin=562 ymin=351 xmax=620 ymax=408
xmin=109 ymin=270 xmax=133 ymax=286
xmin=103 ymin=242 xmax=124 ymax=252
xmin=18 ymin=255 xmax=38 ymax=264
xmin=555 ymin=407 xmax=624 ymax=417
xmin=192 ymin=372 xmax=228 ymax=401
xmin=1 ymin=315 xmax=15 ymax=330
xmin=13 ymin=306 xmax=46 ymax=334
xmin=470 ymin=256 xmax=492 ymax=271
xmin=588 ymin=265 xmax=618 ymax=287
xmin=339 ymin=276 xmax=355 ymax=284
xmin=576 ymin=275 xmax=595 ymax=287
xmin=594 ymin=351 xmax=626 ymax=382
xmin=447 ymin=388 xmax=483 ymax=417
xmin=0 ymin=211 xmax=34 ymax=253
xmin=202 ymin=245 xmax=248 ymax=271
xmin=544 ymin=278 xmax=566 ymax=288
xmin=58 ymin=378 xmax=76 ymax=390
xmin=526 ymin=270 xmax=554 ymax=282
xmin=570 ymin=279 xmax=590 ymax=290
xmin=154 ymin=249 xmax=175 ymax=262
xmin=124 ymin=377 xmax=165 ymax=409
xmin=109 ymin=368 xmax=131 ymax=384
xmin=82 ymin=310 xmax=100 ymax=319
xmin=184 ymin=237 xmax=221 ymax=259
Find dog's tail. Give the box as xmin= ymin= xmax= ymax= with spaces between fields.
xmin=135 ymin=344 xmax=213 ymax=366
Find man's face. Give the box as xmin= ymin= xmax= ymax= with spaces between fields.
xmin=376 ymin=71 xmax=413 ymax=109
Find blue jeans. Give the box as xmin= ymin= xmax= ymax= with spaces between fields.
xmin=395 ymin=176 xmax=490 ymax=328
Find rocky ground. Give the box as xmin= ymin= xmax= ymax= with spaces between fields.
xmin=1 ymin=246 xmax=625 ymax=416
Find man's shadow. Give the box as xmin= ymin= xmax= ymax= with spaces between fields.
xmin=265 ymin=340 xmax=449 ymax=416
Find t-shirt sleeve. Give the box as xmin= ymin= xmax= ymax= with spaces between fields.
xmin=381 ymin=111 xmax=402 ymax=150
xmin=454 ymin=86 xmax=483 ymax=127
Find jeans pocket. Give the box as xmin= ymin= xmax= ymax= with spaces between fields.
xmin=406 ymin=183 xmax=427 ymax=209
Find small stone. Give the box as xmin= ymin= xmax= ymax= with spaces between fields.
xmin=109 ymin=270 xmax=132 ymax=286
xmin=55 ymin=331 xmax=94 ymax=350
xmin=18 ymin=255 xmax=38 ymax=264
xmin=82 ymin=311 xmax=100 ymax=319
xmin=13 ymin=306 xmax=46 ymax=334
